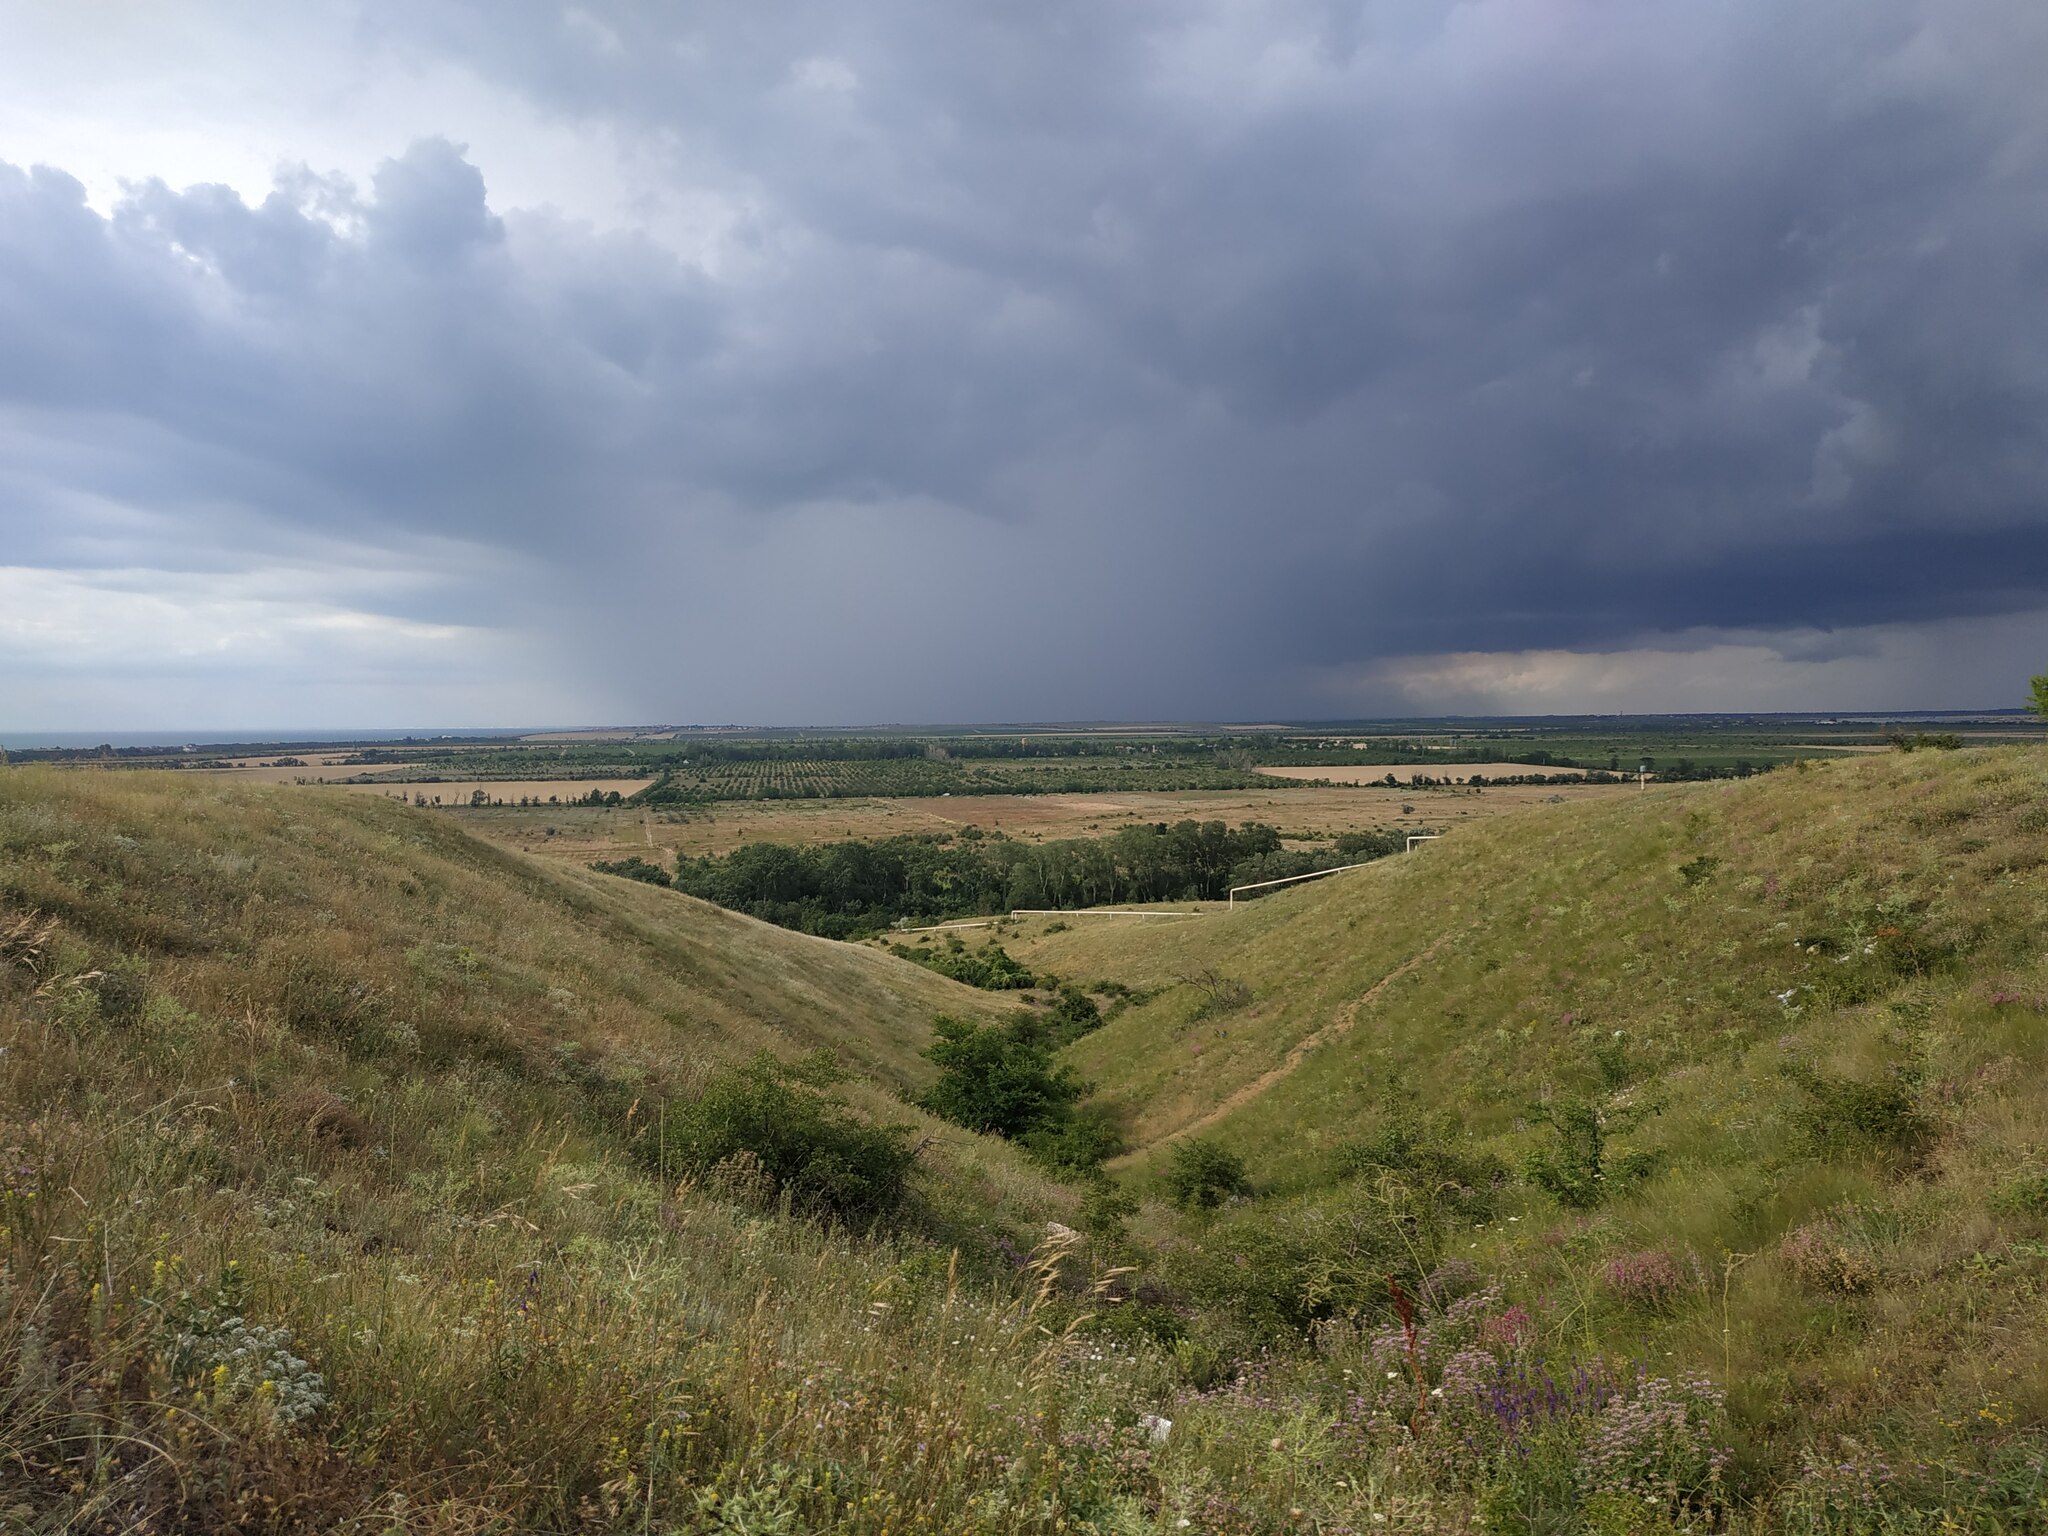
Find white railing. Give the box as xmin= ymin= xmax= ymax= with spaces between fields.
xmin=1227 ymin=861 xmax=1375 ymax=908
xmin=1008 ymin=908 xmax=1203 ymax=919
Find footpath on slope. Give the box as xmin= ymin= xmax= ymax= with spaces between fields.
xmin=1131 ymin=928 xmax=1459 ymax=1155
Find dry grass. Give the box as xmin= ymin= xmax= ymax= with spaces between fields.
xmin=5 ymin=756 xmax=2046 ymax=1529
xmin=997 ymin=749 xmax=2048 ymax=1482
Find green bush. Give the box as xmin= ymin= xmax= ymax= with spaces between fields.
xmin=920 ymin=1014 xmax=1082 ymax=1139
xmin=656 ymin=1052 xmax=914 ymax=1223
xmin=1169 ymin=1186 xmax=1419 ymax=1337
xmin=1523 ymin=1098 xmax=1656 ymax=1210
xmin=1163 ymin=1138 xmax=1250 ymax=1211
xmin=1333 ymin=1113 xmax=1506 ymax=1221
xmin=88 ymin=956 xmax=150 ymax=1027
xmin=1022 ymin=1099 xmax=1125 ymax=1176
xmin=1044 ymin=984 xmax=1104 ymax=1045
xmin=893 ymin=939 xmax=1037 ymax=990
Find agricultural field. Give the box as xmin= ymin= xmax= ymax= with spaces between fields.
xmin=459 ymin=778 xmax=1635 ymax=868
xmin=19 ymin=714 xmax=2040 ymax=807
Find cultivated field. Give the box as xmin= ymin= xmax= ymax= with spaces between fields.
xmin=172 ymin=755 xmax=415 ymax=784
xmin=460 ymin=777 xmax=1635 ymax=866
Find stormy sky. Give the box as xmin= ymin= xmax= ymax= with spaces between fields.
xmin=4 ymin=1 xmax=2047 ymax=729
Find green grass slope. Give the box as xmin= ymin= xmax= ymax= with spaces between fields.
xmin=6 ymin=756 xmax=2048 ymax=1532
xmin=1006 ymin=749 xmax=2048 ymax=1493
xmin=0 ymin=768 xmax=1101 ymax=1531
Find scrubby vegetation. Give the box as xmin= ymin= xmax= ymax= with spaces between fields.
xmin=5 ymin=746 xmax=2048 ymax=1531
xmin=891 ymin=935 xmax=1039 ymax=990
xmin=653 ymin=1052 xmax=918 ymax=1222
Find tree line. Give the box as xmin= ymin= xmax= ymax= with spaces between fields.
xmin=595 ymin=821 xmax=1409 ymax=938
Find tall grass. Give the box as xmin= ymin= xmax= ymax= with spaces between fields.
xmin=4 ymin=758 xmax=2048 ymax=1530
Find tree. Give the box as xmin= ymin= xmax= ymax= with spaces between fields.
xmin=920 ymin=1014 xmax=1083 ymax=1139
xmin=1163 ymin=1138 xmax=1250 ymax=1210
xmin=2031 ymin=673 xmax=2048 ymax=720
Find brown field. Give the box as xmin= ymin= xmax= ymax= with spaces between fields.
xmin=192 ymin=754 xmax=418 ymax=784
xmin=454 ymin=778 xmax=1631 ymax=866
xmin=1254 ymin=761 xmax=1596 ymax=784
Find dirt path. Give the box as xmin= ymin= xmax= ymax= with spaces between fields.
xmin=1146 ymin=929 xmax=1457 ymax=1150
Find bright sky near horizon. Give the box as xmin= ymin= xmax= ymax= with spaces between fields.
xmin=4 ymin=1 xmax=2047 ymax=729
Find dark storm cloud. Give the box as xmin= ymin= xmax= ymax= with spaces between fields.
xmin=5 ymin=0 xmax=2048 ymax=719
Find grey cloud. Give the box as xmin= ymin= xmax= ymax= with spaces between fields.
xmin=4 ymin=1 xmax=2048 ymax=722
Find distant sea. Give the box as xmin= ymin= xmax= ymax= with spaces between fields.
xmin=0 ymin=729 xmax=530 ymax=752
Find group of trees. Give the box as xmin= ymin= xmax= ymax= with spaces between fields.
xmin=920 ymin=1006 xmax=1122 ymax=1175
xmin=628 ymin=822 xmax=1408 ymax=937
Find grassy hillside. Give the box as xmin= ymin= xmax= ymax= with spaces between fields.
xmin=1000 ymin=748 xmax=2048 ymax=1512
xmin=4 ymin=755 xmax=2047 ymax=1532
xmin=0 ymin=768 xmax=1095 ymax=1531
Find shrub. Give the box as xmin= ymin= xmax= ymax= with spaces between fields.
xmin=657 ymin=1052 xmax=914 ymax=1223
xmin=1590 ymin=1032 xmax=1634 ymax=1091
xmin=1171 ymin=1186 xmax=1415 ymax=1336
xmin=1022 ymin=1099 xmax=1125 ymax=1177
xmin=893 ymin=940 xmax=1037 ymax=990
xmin=88 ymin=956 xmax=150 ymax=1026
xmin=1524 ymin=1099 xmax=1656 ymax=1210
xmin=1334 ymin=1114 xmax=1507 ymax=1221
xmin=1044 ymin=984 xmax=1104 ymax=1046
xmin=1180 ymin=969 xmax=1252 ymax=1019
xmin=1163 ymin=1138 xmax=1250 ymax=1211
xmin=920 ymin=1013 xmax=1082 ymax=1140
xmin=1333 ymin=828 xmax=1406 ymax=861
xmin=1076 ymin=1181 xmax=1138 ymax=1242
